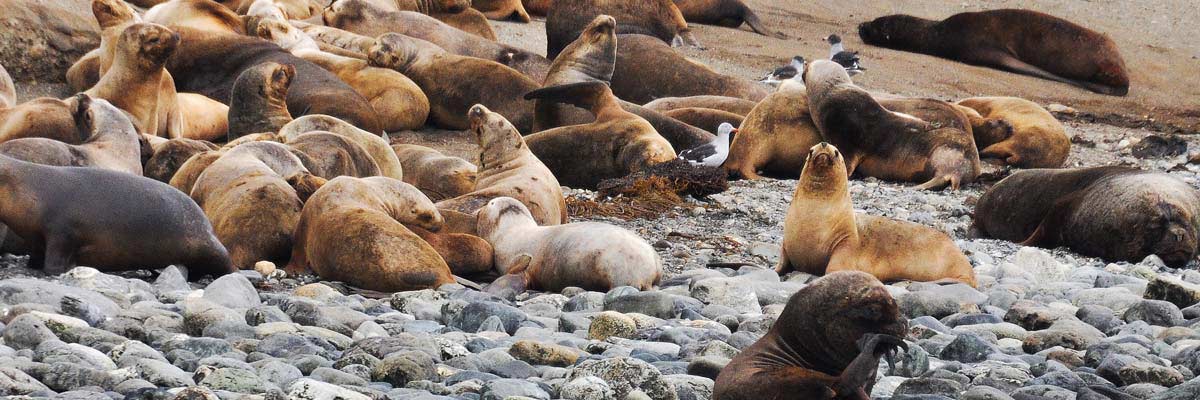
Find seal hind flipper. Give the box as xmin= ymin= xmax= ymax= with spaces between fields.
xmin=739 ymin=5 xmax=784 ymax=39
xmin=523 ymin=81 xmax=611 ymax=112
xmin=1018 ymin=192 xmax=1085 ymax=248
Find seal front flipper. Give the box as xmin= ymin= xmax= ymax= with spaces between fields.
xmin=523 ymin=81 xmax=612 ymax=117
xmin=834 ymin=334 xmax=906 ymax=398
xmin=40 ymin=233 xmax=79 ymax=275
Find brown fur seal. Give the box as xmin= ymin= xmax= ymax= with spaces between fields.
xmin=478 ymin=197 xmax=661 ymax=292
xmin=145 ymin=137 xmax=220 ymax=182
xmin=437 ymin=105 xmax=566 ymax=226
xmin=391 ymin=144 xmax=477 ymax=201
xmin=228 ymin=61 xmax=295 ymax=139
xmin=956 ymin=97 xmax=1069 ymax=168
xmin=858 ymin=9 xmax=1129 ymax=96
xmin=433 ymin=8 xmax=498 ymax=41
xmin=0 ymin=153 xmax=234 ymax=279
xmin=325 ymin=0 xmax=550 ymax=81
xmin=724 ymin=77 xmax=820 ymax=179
xmin=165 ymin=27 xmax=383 ymax=133
xmin=522 ymin=0 xmax=551 ymax=16
xmin=65 ymin=0 xmax=143 ymax=93
xmin=472 ymin=0 xmax=531 ymax=22
xmin=804 ymin=60 xmax=979 ymax=190
xmin=289 ymin=176 xmax=455 ymax=291
xmin=278 ymin=114 xmax=405 ymax=181
xmin=408 ymin=225 xmax=495 ymax=276
xmin=0 ymin=96 xmax=89 ymax=145
xmin=169 ymin=150 xmax=222 ymax=194
xmin=643 ymin=95 xmax=757 ymax=116
xmin=0 ymin=96 xmax=143 ymax=175
xmin=974 ymin=167 xmax=1200 ymax=267
xmin=779 ymin=143 xmax=978 ymax=286
xmin=672 ymin=0 xmax=781 ymax=38
xmin=286 ymin=131 xmax=381 ymax=178
xmin=713 ymin=271 xmax=908 ymax=400
xmin=237 ymin=0 xmax=322 ymax=20
xmin=613 ymin=34 xmax=770 ymax=104
xmin=525 ymin=82 xmax=676 ymax=189
xmin=144 ymin=0 xmax=246 ymax=34
xmin=661 ymin=107 xmax=744 ymax=134
xmin=0 ymin=64 xmax=13 ymax=109
xmin=190 ymin=141 xmax=326 ymax=268
xmin=367 ymin=33 xmax=539 ymax=133
xmin=253 ymin=19 xmax=431 ymax=132
xmin=545 ymin=0 xmax=698 ymax=59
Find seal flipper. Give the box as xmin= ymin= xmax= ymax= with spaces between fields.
xmin=40 ymin=234 xmax=79 ymax=275
xmin=834 ymin=334 xmax=907 ymax=397
xmin=523 ymin=81 xmax=612 ymax=116
xmin=972 ymin=48 xmax=1120 ymax=95
xmin=1018 ymin=192 xmax=1084 ymax=248
xmin=739 ymin=4 xmax=785 ymax=39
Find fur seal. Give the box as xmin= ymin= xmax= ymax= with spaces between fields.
xmin=437 ymin=105 xmax=566 ymax=226
xmin=145 ymin=137 xmax=220 ymax=182
xmin=65 ymin=0 xmax=143 ymax=93
xmin=471 ymin=0 xmax=531 ymax=22
xmin=723 ymin=77 xmax=821 ymax=179
xmin=367 ymin=33 xmax=538 ymax=133
xmin=661 ymin=107 xmax=744 ymax=134
xmin=236 ymin=0 xmax=322 ymax=20
xmin=289 ymin=176 xmax=455 ymax=291
xmin=956 ymin=97 xmax=1069 ymax=168
xmin=144 ymin=0 xmax=246 ymax=34
xmin=165 ymin=27 xmax=383 ymax=133
xmin=713 ymin=271 xmax=908 ymax=400
xmin=228 ymin=61 xmax=295 ymax=139
xmin=525 ymin=82 xmax=677 ymax=189
xmin=0 ymin=64 xmax=13 ymax=109
xmin=477 ymin=197 xmax=662 ymax=292
xmin=391 ymin=144 xmax=477 ymax=201
xmin=286 ymin=131 xmax=382 ymax=178
xmin=169 ymin=150 xmax=222 ymax=194
xmin=325 ymin=0 xmax=549 ymax=80
xmin=432 ymin=9 xmax=498 ymax=40
xmin=0 ymin=153 xmax=234 ymax=279
xmin=0 ymin=96 xmax=89 ymax=145
xmin=190 ymin=141 xmax=326 ymax=268
xmin=545 ymin=0 xmax=698 ymax=59
xmin=613 ymin=34 xmax=770 ymax=103
xmin=804 ymin=60 xmax=980 ymax=190
xmin=672 ymin=0 xmax=781 ymax=38
xmin=974 ymin=167 xmax=1200 ymax=267
xmin=0 ymin=95 xmax=142 ymax=175
xmin=858 ymin=9 xmax=1129 ymax=95
xmin=522 ymin=0 xmax=551 ymax=16
xmin=643 ymin=95 xmax=758 ymax=116
xmin=408 ymin=225 xmax=495 ymax=276
xmin=278 ymin=114 xmax=405 ymax=181
xmin=778 ymin=143 xmax=978 ymax=286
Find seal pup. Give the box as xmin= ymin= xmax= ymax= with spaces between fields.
xmin=228 ymin=62 xmax=295 ymax=140
xmin=824 ymin=34 xmax=864 ymax=75
xmin=804 ymin=60 xmax=980 ymax=190
xmin=974 ymin=167 xmax=1200 ymax=267
xmin=286 ymin=132 xmax=381 ymax=179
xmin=279 ymin=115 xmax=405 ymax=181
xmin=661 ymin=108 xmax=744 ymax=134
xmin=477 ymin=197 xmax=662 ymax=292
xmin=679 ymin=122 xmax=734 ymax=167
xmin=437 ymin=105 xmax=566 ymax=226
xmin=672 ymin=0 xmax=781 ymax=38
xmin=289 ymin=176 xmax=455 ymax=291
xmin=0 ymin=96 xmax=143 ymax=175
xmin=471 ymin=0 xmax=532 ymax=22
xmin=956 ymin=97 xmax=1069 ymax=168
xmin=0 ymin=153 xmax=234 ymax=279
xmin=613 ymin=34 xmax=770 ymax=103
xmin=144 ymin=0 xmax=246 ymax=34
xmin=723 ymin=74 xmax=821 ymax=180
xmin=644 ymin=95 xmax=757 ymax=117
xmin=545 ymin=0 xmax=699 ymax=59
xmin=713 ymin=271 xmax=908 ymax=400
xmin=779 ymin=143 xmax=978 ymax=286
xmin=524 ymin=82 xmax=677 ymax=189
xmin=392 ymin=144 xmax=478 ymax=201
xmin=367 ymin=33 xmax=539 ymax=133
xmin=858 ymin=9 xmax=1129 ymax=95
xmin=144 ymin=137 xmax=220 ymax=182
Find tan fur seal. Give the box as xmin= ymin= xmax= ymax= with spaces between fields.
xmin=325 ymin=0 xmax=550 ymax=81
xmin=723 ymin=77 xmax=821 ymax=179
xmin=236 ymin=0 xmax=322 ymax=20
xmin=713 ymin=271 xmax=908 ymax=400
xmin=228 ymin=61 xmax=295 ymax=140
xmin=65 ymin=0 xmax=143 ymax=93
xmin=974 ymin=167 xmax=1200 ymax=267
xmin=778 ymin=143 xmax=978 ymax=287
xmin=956 ymin=97 xmax=1069 ymax=168
xmin=525 ymin=82 xmax=677 ymax=189
xmin=0 ymin=64 xmax=13 ymax=109
xmin=144 ymin=0 xmax=246 ymax=34
xmin=433 ymin=8 xmax=499 ymax=40
xmin=661 ymin=108 xmax=744 ymax=134
xmin=437 ymin=105 xmax=566 ymax=226
xmin=367 ymin=33 xmax=539 ymax=133
xmin=407 ymin=225 xmax=495 ymax=276
xmin=0 ymin=153 xmax=235 ymax=279
xmin=545 ymin=0 xmax=699 ymax=59
xmin=0 ymin=95 xmax=143 ymax=175
xmin=169 ymin=150 xmax=222 ymax=194
xmin=0 ymin=96 xmax=89 ymax=145
xmin=859 ymin=9 xmax=1129 ymax=96
xmin=805 ymin=60 xmax=979 ymax=190
xmin=289 ymin=176 xmax=455 ymax=291
xmin=613 ymin=34 xmax=770 ymax=104
xmin=672 ymin=0 xmax=780 ymax=37
xmin=286 ymin=131 xmax=382 ymax=178
xmin=190 ymin=141 xmax=326 ymax=268
xmin=391 ymin=144 xmax=477 ymax=201
xmin=472 ymin=0 xmax=531 ymax=22
xmin=278 ymin=114 xmax=405 ymax=181
xmin=477 ymin=197 xmax=662 ymax=292
xmin=253 ymin=19 xmax=430 ymax=132
xmin=145 ymin=138 xmax=220 ymax=182
xmin=643 ymin=95 xmax=758 ymax=116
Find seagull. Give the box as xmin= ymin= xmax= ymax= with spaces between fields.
xmin=759 ymin=56 xmax=806 ymax=85
xmin=824 ymin=34 xmax=865 ymax=75
xmin=679 ymin=122 xmax=736 ymax=167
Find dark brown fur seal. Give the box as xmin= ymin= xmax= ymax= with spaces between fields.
xmin=858 ymin=9 xmax=1130 ymax=96
xmin=672 ymin=0 xmax=781 ymax=38
xmin=286 ymin=131 xmax=382 ymax=179
xmin=723 ymin=78 xmax=820 ymax=179
xmin=713 ymin=271 xmax=908 ymax=400
xmin=974 ymin=167 xmax=1200 ymax=267
xmin=545 ymin=0 xmax=698 ymax=60
xmin=145 ymin=138 xmax=220 ymax=182
xmin=956 ymin=96 xmax=1070 ymax=168
xmin=472 ymin=0 xmax=532 ymax=22
xmin=228 ymin=62 xmax=295 ymax=140
xmin=643 ymin=95 xmax=758 ymax=116
xmin=613 ymin=34 xmax=770 ymax=103
xmin=661 ymin=107 xmax=744 ymax=134
xmin=804 ymin=60 xmax=980 ymax=190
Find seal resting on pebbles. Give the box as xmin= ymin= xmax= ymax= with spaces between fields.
xmin=392 ymin=144 xmax=478 ymax=201
xmin=956 ymin=96 xmax=1070 ymax=168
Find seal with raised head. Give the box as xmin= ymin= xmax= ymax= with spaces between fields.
xmin=437 ymin=105 xmax=566 ymax=226
xmin=392 ymin=144 xmax=478 ymax=201
xmin=779 ymin=143 xmax=978 ymax=287
xmin=644 ymin=95 xmax=758 ymax=117
xmin=613 ymin=34 xmax=770 ymax=104
xmin=285 ymin=131 xmax=382 ymax=179
xmin=228 ymin=61 xmax=295 ymax=139
xmin=724 ymin=76 xmax=821 ymax=180
xmin=289 ymin=176 xmax=455 ymax=291
xmin=471 ymin=0 xmax=531 ymax=22
xmin=524 ymin=82 xmax=677 ymax=189
xmin=956 ymin=96 xmax=1069 ymax=168
xmin=545 ymin=0 xmax=698 ymax=59
xmin=713 ymin=271 xmax=909 ymax=400
xmin=804 ymin=60 xmax=980 ymax=190
xmin=974 ymin=167 xmax=1200 ymax=267
xmin=672 ymin=0 xmax=782 ymax=38
xmin=477 ymin=197 xmax=662 ymax=292
xmin=278 ymin=114 xmax=405 ymax=181
xmin=858 ymin=9 xmax=1129 ymax=96
xmin=145 ymin=137 xmax=220 ymax=182
xmin=144 ymin=0 xmax=246 ymax=34
xmin=66 ymin=0 xmax=143 ymax=92
xmin=0 ymin=95 xmax=143 ymax=175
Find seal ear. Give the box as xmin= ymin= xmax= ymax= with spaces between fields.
xmin=523 ymin=81 xmax=611 ymax=111
xmin=71 ymin=93 xmax=95 ymax=141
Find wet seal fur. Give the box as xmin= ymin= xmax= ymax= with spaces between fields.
xmin=778 ymin=143 xmax=978 ymax=287
xmin=713 ymin=271 xmax=908 ymax=400
xmin=804 ymin=60 xmax=980 ymax=190
xmin=289 ymin=176 xmax=455 ymax=291
xmin=612 ymin=34 xmax=770 ymax=104
xmin=858 ymin=9 xmax=1129 ymax=95
xmin=724 ymin=77 xmax=821 ymax=179
xmin=477 ymin=197 xmax=662 ymax=292
xmin=956 ymin=96 xmax=1070 ymax=168
xmin=391 ymin=144 xmax=478 ymax=201
xmin=973 ymin=167 xmax=1200 ymax=267
xmin=545 ymin=0 xmax=699 ymax=60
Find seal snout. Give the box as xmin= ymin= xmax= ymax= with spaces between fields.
xmin=808 ymin=142 xmax=839 ymax=167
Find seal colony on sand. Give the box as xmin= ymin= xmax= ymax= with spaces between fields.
xmin=612 ymin=34 xmax=770 ymax=104
xmin=858 ymin=9 xmax=1130 ymax=95
xmin=974 ymin=167 xmax=1200 ymax=268
xmin=956 ymin=96 xmax=1070 ymax=168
